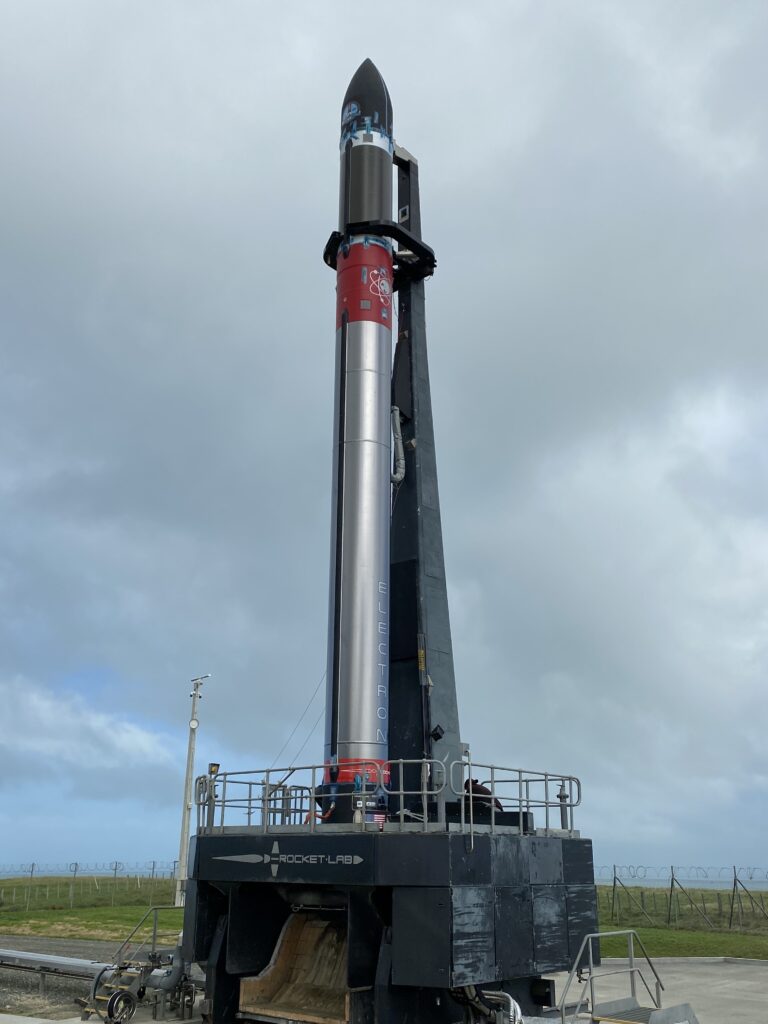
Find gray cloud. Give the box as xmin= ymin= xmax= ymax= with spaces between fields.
xmin=0 ymin=1 xmax=766 ymax=864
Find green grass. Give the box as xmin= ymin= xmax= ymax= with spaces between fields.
xmin=596 ymin=882 xmax=768 ymax=959
xmin=3 ymin=905 xmax=766 ymax=960
xmin=0 ymin=904 xmax=184 ymax=944
xmin=0 ymin=874 xmax=175 ymax=913
xmin=1 ymin=876 xmax=767 ymax=959
xmin=595 ymin=883 xmax=768 ymax=937
xmin=599 ymin=927 xmax=768 ymax=959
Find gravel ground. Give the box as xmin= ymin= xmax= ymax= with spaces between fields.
xmin=0 ymin=968 xmax=87 ymax=1020
xmin=0 ymin=935 xmax=125 ymax=961
xmin=0 ymin=934 xmax=179 ymax=1020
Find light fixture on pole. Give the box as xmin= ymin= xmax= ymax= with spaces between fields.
xmin=175 ymin=674 xmax=211 ymax=907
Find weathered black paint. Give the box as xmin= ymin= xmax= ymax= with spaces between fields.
xmin=451 ymin=885 xmax=496 ymax=985
xmin=389 ymin=152 xmax=464 ymax=781
xmin=190 ymin=830 xmax=598 ymax=989
xmin=495 ymin=886 xmax=535 ymax=975
xmin=196 ymin=832 xmax=376 ymax=886
xmin=226 ymin=885 xmax=289 ymax=975
xmin=203 ymin=915 xmax=240 ymax=1024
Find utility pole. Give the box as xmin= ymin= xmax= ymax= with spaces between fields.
xmin=175 ymin=674 xmax=210 ymax=907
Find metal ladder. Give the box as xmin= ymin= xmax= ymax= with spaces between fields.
xmin=557 ymin=930 xmax=663 ymax=1023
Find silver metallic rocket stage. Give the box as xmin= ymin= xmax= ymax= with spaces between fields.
xmin=325 ymin=61 xmax=395 ymax=784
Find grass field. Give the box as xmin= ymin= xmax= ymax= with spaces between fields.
xmin=0 ymin=874 xmax=175 ymax=912
xmin=599 ymin=927 xmax=768 ymax=959
xmin=596 ymin=882 xmax=768 ymax=935
xmin=1 ymin=876 xmax=767 ymax=958
xmin=0 ymin=875 xmax=182 ymax=945
xmin=0 ymin=903 xmax=184 ymax=944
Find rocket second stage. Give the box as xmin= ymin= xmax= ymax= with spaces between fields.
xmin=325 ymin=60 xmax=394 ymax=785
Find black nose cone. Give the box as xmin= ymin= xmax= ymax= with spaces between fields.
xmin=341 ymin=59 xmax=392 ymax=137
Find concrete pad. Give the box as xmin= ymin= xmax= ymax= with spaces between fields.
xmin=1 ymin=962 xmax=764 ymax=1024
xmin=552 ymin=957 xmax=767 ymax=1024
xmin=0 ymin=1018 xmax=81 ymax=1024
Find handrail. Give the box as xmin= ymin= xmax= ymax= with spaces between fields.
xmin=112 ymin=905 xmax=177 ymax=964
xmin=557 ymin=930 xmax=664 ymax=1023
xmin=195 ymin=757 xmax=583 ymax=836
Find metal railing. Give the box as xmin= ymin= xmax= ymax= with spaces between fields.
xmin=195 ymin=758 xmax=581 ymax=837
xmin=451 ymin=761 xmax=581 ymax=835
xmin=112 ymin=905 xmax=178 ymax=964
xmin=558 ymin=930 xmax=664 ymax=1023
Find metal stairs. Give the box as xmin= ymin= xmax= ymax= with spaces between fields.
xmin=591 ymin=1001 xmax=699 ymax=1024
xmin=592 ymin=1007 xmax=655 ymax=1023
xmin=557 ymin=930 xmax=700 ymax=1024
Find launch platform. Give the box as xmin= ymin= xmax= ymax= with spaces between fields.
xmin=184 ymin=759 xmax=597 ymax=1022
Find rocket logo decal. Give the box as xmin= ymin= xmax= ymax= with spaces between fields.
xmin=214 ymin=841 xmax=365 ymax=877
xmin=341 ymin=101 xmax=360 ymax=126
xmin=262 ymin=841 xmax=280 ymax=877
xmin=370 ymin=268 xmax=391 ymax=306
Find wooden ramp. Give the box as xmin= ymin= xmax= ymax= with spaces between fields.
xmin=239 ymin=913 xmax=349 ymax=1024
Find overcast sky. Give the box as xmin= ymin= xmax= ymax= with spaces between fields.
xmin=1 ymin=1 xmax=766 ymax=873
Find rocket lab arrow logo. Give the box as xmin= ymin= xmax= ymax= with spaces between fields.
xmin=213 ymin=842 xmax=365 ymax=878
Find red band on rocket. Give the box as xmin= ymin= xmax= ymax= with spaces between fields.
xmin=336 ymin=242 xmax=393 ymax=330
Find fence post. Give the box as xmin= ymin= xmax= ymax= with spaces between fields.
xmin=110 ymin=862 xmax=123 ymax=906
xmin=25 ymin=863 xmax=36 ymax=912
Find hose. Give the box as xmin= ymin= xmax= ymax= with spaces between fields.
xmin=391 ymin=406 xmax=405 ymax=484
xmin=145 ymin=938 xmax=185 ymax=993
xmin=482 ymin=990 xmax=523 ymax=1023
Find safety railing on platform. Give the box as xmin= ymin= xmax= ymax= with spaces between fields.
xmin=195 ymin=758 xmax=581 ymax=837
xmin=452 ymin=761 xmax=581 ymax=835
xmin=557 ymin=930 xmax=663 ymax=1023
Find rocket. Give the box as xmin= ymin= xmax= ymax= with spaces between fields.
xmin=324 ymin=60 xmax=394 ymax=786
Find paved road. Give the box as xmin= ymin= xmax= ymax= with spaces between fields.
xmin=0 ymin=936 xmax=169 ymax=960
xmin=0 ymin=933 xmax=175 ymax=1021
xmin=1 ymin=937 xmax=765 ymax=1023
xmin=553 ymin=957 xmax=767 ymax=1023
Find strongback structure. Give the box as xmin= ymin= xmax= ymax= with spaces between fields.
xmin=389 ymin=146 xmax=463 ymax=778
xmin=184 ymin=60 xmax=599 ymax=1024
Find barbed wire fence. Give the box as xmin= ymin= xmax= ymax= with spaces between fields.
xmin=1 ymin=862 xmax=767 ymax=929
xmin=595 ymin=864 xmax=768 ymax=888
xmin=0 ymin=861 xmax=179 ymax=913
xmin=4 ymin=863 xmax=766 ymax=884
xmin=598 ymin=865 xmax=768 ymax=932
xmin=0 ymin=861 xmax=178 ymax=880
